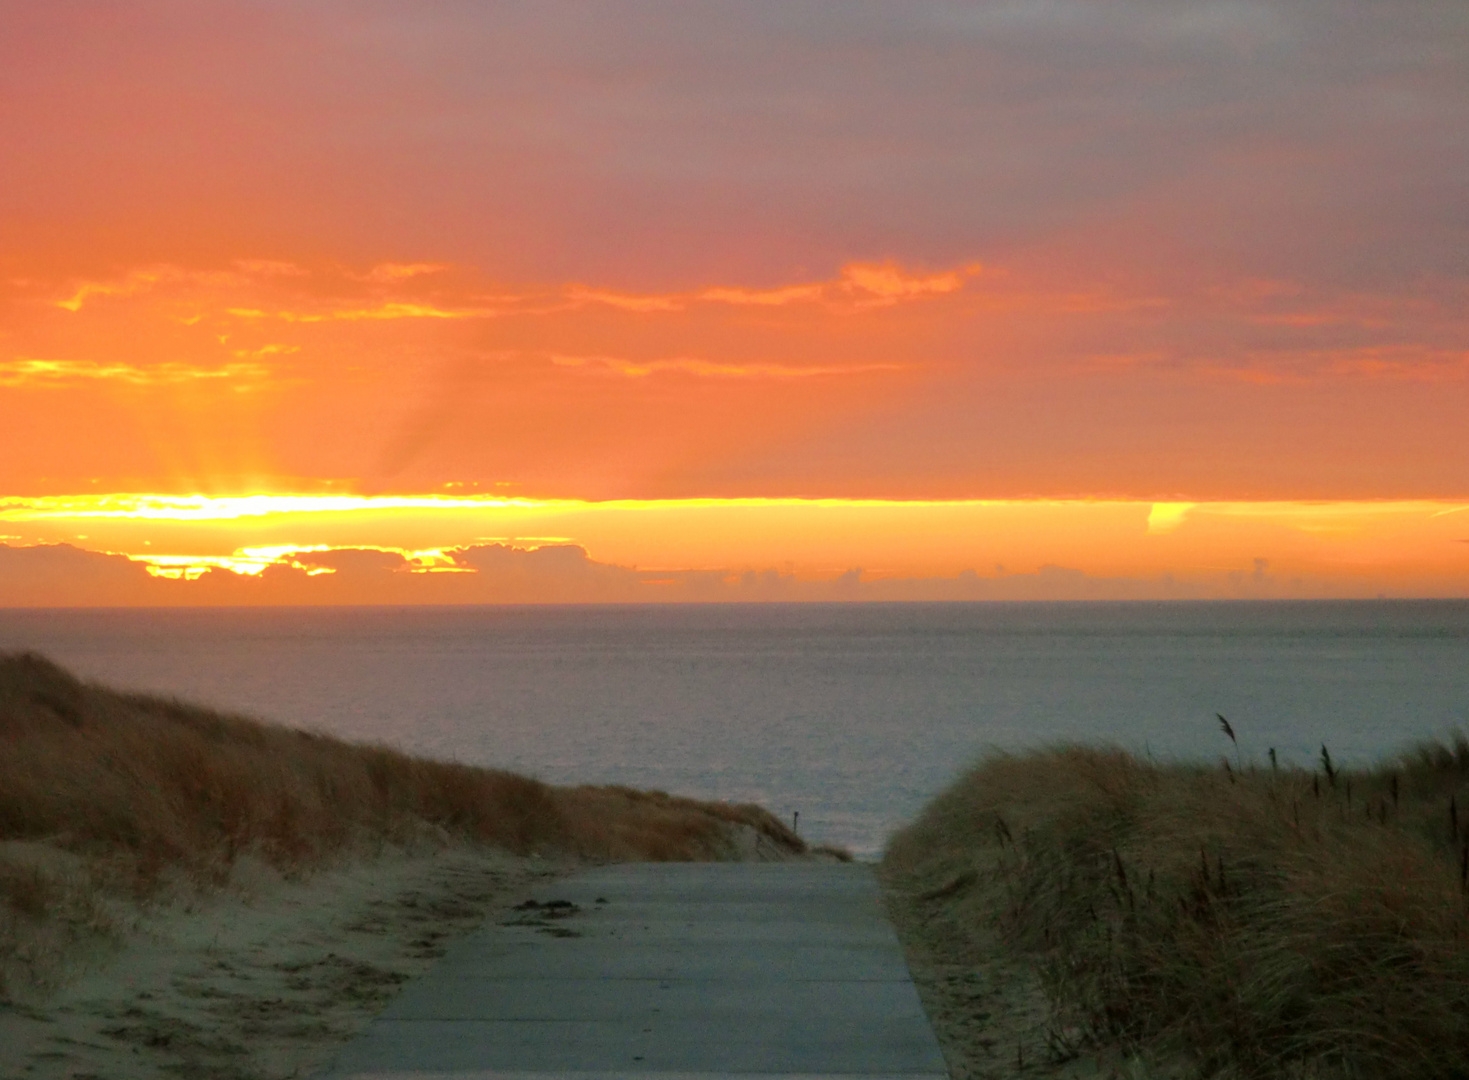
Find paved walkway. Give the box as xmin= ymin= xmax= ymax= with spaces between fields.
xmin=320 ymin=862 xmax=949 ymax=1079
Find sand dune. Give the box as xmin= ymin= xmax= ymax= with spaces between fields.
xmin=0 ymin=652 xmax=818 ymax=1078
xmin=1 ymin=845 xmax=562 ymax=1079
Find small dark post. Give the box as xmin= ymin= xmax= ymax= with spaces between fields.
xmin=792 ymin=810 xmax=799 ymax=836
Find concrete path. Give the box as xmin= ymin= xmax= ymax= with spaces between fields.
xmin=320 ymin=862 xmax=949 ymax=1080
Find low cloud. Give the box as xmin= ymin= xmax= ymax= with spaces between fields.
xmin=549 ymin=355 xmax=903 ymax=380
xmin=227 ymin=301 xmax=483 ymax=323
xmin=448 ymin=543 xmax=646 ymax=601
xmin=43 ymin=258 xmax=983 ymax=330
xmin=0 ymin=357 xmax=270 ymax=388
xmin=356 ymin=263 xmax=448 ymax=284
xmin=0 ymin=540 xmax=1339 ymax=607
xmin=0 ymin=544 xmax=157 ymax=605
xmin=572 ymin=260 xmax=982 ymax=314
xmin=291 ymin=548 xmax=411 ymax=575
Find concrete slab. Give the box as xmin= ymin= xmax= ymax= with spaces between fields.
xmin=380 ymin=978 xmax=932 ymax=1022
xmin=319 ymin=863 xmax=948 ymax=1079
xmin=424 ymin=943 xmax=915 ymax=982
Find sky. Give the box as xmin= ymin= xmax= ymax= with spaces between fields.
xmin=1 ymin=0 xmax=1466 ymax=603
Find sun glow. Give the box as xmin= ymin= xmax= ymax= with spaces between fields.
xmin=138 ymin=553 xmax=290 ymax=579
xmin=2 ymin=493 xmax=1466 ymax=603
xmin=1146 ymin=502 xmax=1196 ymax=534
xmin=132 ymin=541 xmax=479 ymax=580
xmin=0 ymin=493 xmax=569 ymax=522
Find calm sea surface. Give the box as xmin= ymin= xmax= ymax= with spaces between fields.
xmin=3 ymin=602 xmax=1468 ymax=857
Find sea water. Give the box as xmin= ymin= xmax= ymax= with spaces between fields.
xmin=2 ymin=601 xmax=1467 ymax=857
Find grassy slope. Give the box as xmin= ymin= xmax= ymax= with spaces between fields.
xmin=0 ymin=651 xmax=804 ymax=997
xmin=885 ymin=742 xmax=1469 ymax=1079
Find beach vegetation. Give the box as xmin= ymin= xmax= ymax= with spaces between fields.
xmin=885 ymin=736 xmax=1469 ymax=1078
xmin=0 ymin=651 xmax=803 ymax=999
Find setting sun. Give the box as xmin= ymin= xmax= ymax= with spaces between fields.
xmin=4 ymin=9 xmax=1469 ymax=1078
xmin=1 ymin=2 xmax=1464 ymax=603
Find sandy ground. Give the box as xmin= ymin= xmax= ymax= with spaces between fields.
xmin=0 ymin=839 xmax=1091 ymax=1080
xmin=0 ymin=846 xmax=567 ymax=1080
xmin=881 ymin=853 xmax=1137 ymax=1080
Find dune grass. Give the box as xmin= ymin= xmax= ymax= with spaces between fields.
xmin=0 ymin=650 xmax=804 ymax=998
xmin=885 ymin=736 xmax=1469 ymax=1079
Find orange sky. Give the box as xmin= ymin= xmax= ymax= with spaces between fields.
xmin=1 ymin=2 xmax=1466 ymax=603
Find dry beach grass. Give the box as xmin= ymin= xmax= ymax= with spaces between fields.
xmin=0 ymin=651 xmax=817 ymax=1079
xmin=884 ymin=737 xmax=1469 ymax=1079
xmin=0 ymin=651 xmax=802 ymax=893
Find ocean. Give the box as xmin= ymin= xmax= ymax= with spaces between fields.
xmin=3 ymin=601 xmax=1467 ymax=857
